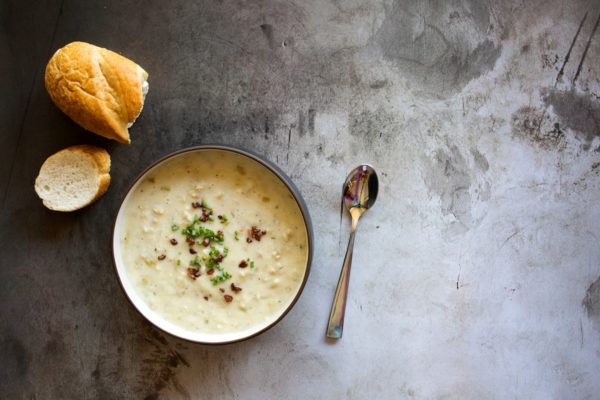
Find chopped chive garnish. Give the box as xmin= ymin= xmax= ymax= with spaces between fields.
xmin=182 ymin=218 xmax=223 ymax=243
xmin=189 ymin=256 xmax=201 ymax=268
xmin=210 ymin=271 xmax=232 ymax=285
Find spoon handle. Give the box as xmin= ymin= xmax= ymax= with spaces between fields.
xmin=326 ymin=228 xmax=357 ymax=339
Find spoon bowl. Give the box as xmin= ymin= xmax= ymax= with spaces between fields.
xmin=343 ymin=164 xmax=379 ymax=212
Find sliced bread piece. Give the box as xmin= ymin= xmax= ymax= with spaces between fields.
xmin=35 ymin=145 xmax=111 ymax=211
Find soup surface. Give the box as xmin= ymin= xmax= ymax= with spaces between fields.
xmin=120 ymin=150 xmax=308 ymax=334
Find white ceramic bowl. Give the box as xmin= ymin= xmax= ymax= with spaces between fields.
xmin=112 ymin=145 xmax=313 ymax=344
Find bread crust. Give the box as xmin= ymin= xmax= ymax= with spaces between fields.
xmin=34 ymin=145 xmax=111 ymax=211
xmin=74 ymin=145 xmax=111 ymax=200
xmin=45 ymin=42 xmax=148 ymax=143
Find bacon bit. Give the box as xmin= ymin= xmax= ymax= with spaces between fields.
xmin=216 ymin=230 xmax=224 ymax=241
xmin=224 ymin=295 xmax=233 ymax=303
xmin=170 ymin=238 xmax=178 ymax=245
xmin=248 ymin=226 xmax=267 ymax=242
xmin=185 ymin=236 xmax=195 ymax=245
xmin=239 ymin=260 xmax=248 ymax=268
xmin=217 ymin=215 xmax=223 ymax=220
xmin=198 ymin=207 xmax=213 ymax=222
xmin=203 ymin=296 xmax=209 ymax=301
xmin=215 ymin=255 xmax=223 ymax=263
xmin=189 ymin=248 xmax=197 ymax=254
xmin=219 ymin=288 xmax=225 ymax=293
xmin=191 ymin=201 xmax=202 ymax=208
xmin=231 ymin=283 xmax=242 ymax=293
xmin=207 ymin=268 xmax=215 ymax=275
xmin=157 ymin=254 xmax=166 ymax=261
xmin=202 ymin=238 xmax=210 ymax=247
xmin=187 ymin=268 xmax=201 ymax=280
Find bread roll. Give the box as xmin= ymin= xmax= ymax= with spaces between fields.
xmin=45 ymin=42 xmax=149 ymax=144
xmin=34 ymin=145 xmax=111 ymax=211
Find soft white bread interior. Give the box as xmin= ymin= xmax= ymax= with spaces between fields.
xmin=45 ymin=41 xmax=149 ymax=144
xmin=35 ymin=145 xmax=111 ymax=212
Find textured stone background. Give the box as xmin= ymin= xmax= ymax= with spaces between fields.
xmin=1 ymin=0 xmax=600 ymax=398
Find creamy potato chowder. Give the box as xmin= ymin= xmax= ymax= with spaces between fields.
xmin=120 ymin=150 xmax=309 ymax=334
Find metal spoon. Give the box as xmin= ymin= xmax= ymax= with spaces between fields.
xmin=326 ymin=164 xmax=378 ymax=339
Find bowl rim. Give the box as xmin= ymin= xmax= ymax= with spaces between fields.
xmin=111 ymin=144 xmax=313 ymax=345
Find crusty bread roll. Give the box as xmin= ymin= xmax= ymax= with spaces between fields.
xmin=45 ymin=42 xmax=149 ymax=144
xmin=35 ymin=145 xmax=111 ymax=211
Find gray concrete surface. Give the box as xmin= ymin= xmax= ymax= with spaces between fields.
xmin=1 ymin=0 xmax=600 ymax=398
